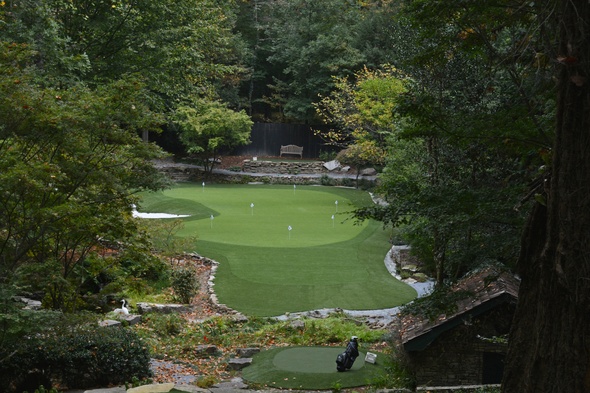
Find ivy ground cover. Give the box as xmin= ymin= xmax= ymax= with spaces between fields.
xmin=138 ymin=184 xmax=416 ymax=316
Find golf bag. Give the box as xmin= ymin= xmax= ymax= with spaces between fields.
xmin=336 ymin=337 xmax=359 ymax=372
xmin=336 ymin=351 xmax=347 ymax=372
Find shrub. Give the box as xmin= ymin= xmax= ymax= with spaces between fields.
xmin=196 ymin=375 xmax=218 ymax=388
xmin=55 ymin=327 xmax=151 ymax=388
xmin=170 ymin=266 xmax=199 ymax=304
xmin=0 ymin=326 xmax=151 ymax=391
xmin=320 ymin=174 xmax=335 ymax=186
xmin=319 ymin=150 xmax=338 ymax=161
xmin=145 ymin=313 xmax=187 ymax=337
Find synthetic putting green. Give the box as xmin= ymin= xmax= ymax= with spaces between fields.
xmin=242 ymin=346 xmax=387 ymax=389
xmin=138 ymin=184 xmax=416 ymax=316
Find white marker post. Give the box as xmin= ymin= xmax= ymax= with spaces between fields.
xmin=210 ymin=214 xmax=214 ymax=228
xmin=250 ymin=202 xmax=254 ymax=216
xmin=288 ymin=225 xmax=292 ymax=240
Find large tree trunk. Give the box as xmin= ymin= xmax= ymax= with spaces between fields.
xmin=502 ymin=2 xmax=590 ymax=392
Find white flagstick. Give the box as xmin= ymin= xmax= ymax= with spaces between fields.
xmin=332 ymin=214 xmax=335 ymax=228
xmin=293 ymin=184 xmax=296 ymax=195
xmin=288 ymin=225 xmax=292 ymax=240
xmin=335 ymin=200 xmax=339 ymax=213
xmin=210 ymin=214 xmax=214 ymax=228
xmin=202 ymin=181 xmax=205 ymax=192
xmin=250 ymin=202 xmax=254 ymax=215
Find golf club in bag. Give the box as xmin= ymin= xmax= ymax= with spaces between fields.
xmin=336 ymin=336 xmax=359 ymax=372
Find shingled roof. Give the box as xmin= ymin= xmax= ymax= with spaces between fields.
xmin=400 ymin=267 xmax=520 ymax=351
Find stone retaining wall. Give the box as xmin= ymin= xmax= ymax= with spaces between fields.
xmin=242 ymin=159 xmax=327 ymax=174
xmin=156 ymin=162 xmax=375 ymax=187
xmin=416 ymin=385 xmax=500 ymax=392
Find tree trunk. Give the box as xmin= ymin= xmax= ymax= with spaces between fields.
xmin=502 ymin=1 xmax=590 ymax=392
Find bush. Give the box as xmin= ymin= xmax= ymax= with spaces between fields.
xmin=170 ymin=266 xmax=199 ymax=304
xmin=320 ymin=174 xmax=335 ymax=186
xmin=0 ymin=326 xmax=151 ymax=391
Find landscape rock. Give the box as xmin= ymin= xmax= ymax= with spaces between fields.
xmin=323 ymin=160 xmax=341 ymax=171
xmin=14 ymin=296 xmax=42 ymax=310
xmin=289 ymin=320 xmax=305 ymax=330
xmin=119 ymin=314 xmax=142 ymax=325
xmin=195 ymin=344 xmax=220 ymax=357
xmin=235 ymin=347 xmax=260 ymax=358
xmin=360 ymin=167 xmax=377 ymax=176
xmin=226 ymin=358 xmax=252 ymax=371
xmin=98 ymin=319 xmax=122 ymax=328
xmin=137 ymin=302 xmax=189 ymax=314
xmin=211 ymin=377 xmax=249 ymax=390
xmin=173 ymin=385 xmax=208 ymax=393
xmin=127 ymin=383 xmax=175 ymax=393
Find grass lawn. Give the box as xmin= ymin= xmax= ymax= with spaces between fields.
xmin=138 ymin=183 xmax=416 ymax=316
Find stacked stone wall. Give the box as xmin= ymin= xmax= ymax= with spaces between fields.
xmin=241 ymin=159 xmax=327 ymax=174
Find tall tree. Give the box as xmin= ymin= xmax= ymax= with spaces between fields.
xmin=173 ymin=100 xmax=253 ymax=174
xmin=381 ymin=0 xmax=556 ymax=285
xmin=248 ymin=0 xmax=367 ymax=122
xmin=2 ymin=0 xmax=247 ymax=107
xmin=502 ymin=1 xmax=590 ymax=391
xmin=0 ymin=43 xmax=167 ymax=310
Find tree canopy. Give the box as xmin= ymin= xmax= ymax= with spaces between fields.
xmin=173 ymin=100 xmax=253 ymax=173
xmin=1 ymin=0 xmax=588 ymax=390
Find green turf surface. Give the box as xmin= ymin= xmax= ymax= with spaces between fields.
xmin=242 ymin=346 xmax=387 ymax=389
xmin=138 ymin=184 xmax=416 ymax=316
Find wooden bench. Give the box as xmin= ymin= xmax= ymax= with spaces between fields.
xmin=280 ymin=144 xmax=303 ymax=158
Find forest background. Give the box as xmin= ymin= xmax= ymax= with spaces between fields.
xmin=1 ymin=1 xmax=587 ymax=392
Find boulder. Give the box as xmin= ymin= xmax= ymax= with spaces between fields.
xmin=127 ymin=383 xmax=175 ymax=393
xmin=360 ymin=167 xmax=377 ymax=176
xmin=323 ymin=160 xmax=341 ymax=171
xmin=235 ymin=347 xmax=260 ymax=358
xmin=136 ymin=302 xmax=189 ymax=314
xmin=99 ymin=319 xmax=122 ymax=328
xmin=119 ymin=314 xmax=142 ymax=325
xmin=212 ymin=377 xmax=249 ymax=390
xmin=195 ymin=344 xmax=220 ymax=357
xmin=289 ymin=320 xmax=305 ymax=330
xmin=226 ymin=358 xmax=252 ymax=371
xmin=14 ymin=296 xmax=42 ymax=310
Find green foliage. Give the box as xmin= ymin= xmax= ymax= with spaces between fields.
xmin=170 ymin=267 xmax=199 ymax=304
xmin=134 ymin=313 xmax=385 ymax=364
xmin=1 ymin=0 xmax=247 ymax=106
xmin=174 ymin=100 xmax=253 ymax=173
xmin=139 ymin=219 xmax=198 ymax=257
xmin=320 ymin=174 xmax=336 ymax=186
xmin=331 ymin=380 xmax=343 ymax=393
xmin=315 ymin=66 xmax=406 ymax=147
xmin=54 ymin=327 xmax=151 ymax=389
xmin=0 ymin=43 xmax=169 ymax=310
xmin=319 ymin=150 xmax=338 ymax=162
xmin=33 ymin=386 xmax=59 ymax=393
xmin=0 ymin=307 xmax=150 ymax=392
xmin=247 ymin=0 xmax=367 ymax=121
xmin=196 ymin=375 xmax=218 ymax=388
xmin=142 ymin=313 xmax=187 ymax=338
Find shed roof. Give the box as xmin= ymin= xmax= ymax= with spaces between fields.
xmin=400 ymin=267 xmax=520 ymax=351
